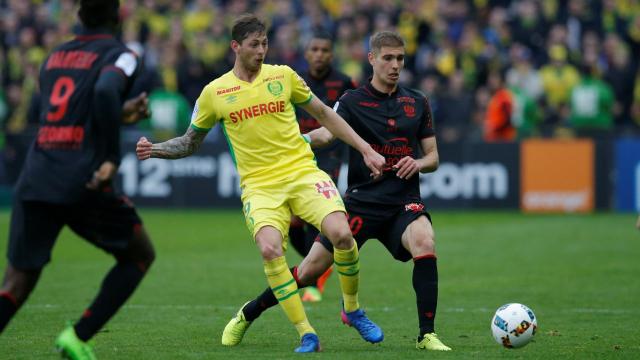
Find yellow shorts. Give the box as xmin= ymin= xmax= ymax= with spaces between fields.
xmin=241 ymin=168 xmax=346 ymax=247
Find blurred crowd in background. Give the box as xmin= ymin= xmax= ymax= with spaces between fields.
xmin=1 ymin=0 xmax=640 ymax=184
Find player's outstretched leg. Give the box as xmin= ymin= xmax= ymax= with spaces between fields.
xmin=65 ymin=227 xmax=155 ymax=350
xmin=223 ymin=266 xmax=311 ymax=346
xmin=55 ymin=324 xmax=97 ymax=360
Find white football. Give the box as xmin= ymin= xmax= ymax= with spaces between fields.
xmin=491 ymin=303 xmax=537 ymax=348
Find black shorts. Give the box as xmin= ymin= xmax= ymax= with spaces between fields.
xmin=319 ymin=198 xmax=431 ymax=262
xmin=8 ymin=189 xmax=142 ymax=270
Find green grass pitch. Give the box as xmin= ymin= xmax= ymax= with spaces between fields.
xmin=0 ymin=209 xmax=639 ymax=359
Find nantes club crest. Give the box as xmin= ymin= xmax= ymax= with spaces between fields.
xmin=267 ymin=80 xmax=284 ymax=96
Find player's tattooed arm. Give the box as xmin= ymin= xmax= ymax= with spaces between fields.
xmin=136 ymin=127 xmax=207 ymax=160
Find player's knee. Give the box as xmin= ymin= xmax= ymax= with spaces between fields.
xmin=127 ymin=230 xmax=156 ymax=270
xmin=256 ymin=240 xmax=283 ymax=260
xmin=1 ymin=268 xmax=40 ymax=306
xmin=139 ymin=245 xmax=156 ymax=270
xmin=325 ymin=225 xmax=354 ymax=250
xmin=411 ymin=234 xmax=436 ymax=255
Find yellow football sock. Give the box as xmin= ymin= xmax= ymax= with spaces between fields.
xmin=334 ymin=243 xmax=360 ymax=312
xmin=264 ymin=256 xmax=315 ymax=337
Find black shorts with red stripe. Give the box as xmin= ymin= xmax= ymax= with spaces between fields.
xmin=8 ymin=187 xmax=142 ymax=270
xmin=319 ymin=197 xmax=431 ymax=262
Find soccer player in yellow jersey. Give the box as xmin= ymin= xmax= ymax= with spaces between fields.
xmin=135 ymin=14 xmax=385 ymax=353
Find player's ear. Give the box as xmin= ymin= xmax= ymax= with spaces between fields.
xmin=368 ymin=52 xmax=375 ymax=66
xmin=231 ymin=40 xmax=240 ymax=52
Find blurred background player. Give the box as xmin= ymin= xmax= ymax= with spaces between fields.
xmin=136 ymin=14 xmax=385 ymax=353
xmin=290 ymin=30 xmax=356 ymax=302
xmin=0 ymin=0 xmax=155 ymax=359
xmin=223 ymin=31 xmax=451 ymax=352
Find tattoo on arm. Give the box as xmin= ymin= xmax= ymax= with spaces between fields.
xmin=151 ymin=127 xmax=207 ymax=159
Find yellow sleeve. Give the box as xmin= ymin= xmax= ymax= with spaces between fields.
xmin=287 ymin=66 xmax=313 ymax=105
xmin=190 ymin=84 xmax=220 ymax=132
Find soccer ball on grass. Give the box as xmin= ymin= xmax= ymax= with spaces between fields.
xmin=490 ymin=303 xmax=537 ymax=348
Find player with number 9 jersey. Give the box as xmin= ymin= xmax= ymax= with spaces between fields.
xmin=17 ymin=31 xmax=139 ymax=203
xmin=2 ymin=2 xmax=156 ymax=358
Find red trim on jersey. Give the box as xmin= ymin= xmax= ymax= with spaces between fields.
xmin=413 ymin=253 xmax=437 ymax=261
xmin=75 ymin=34 xmax=113 ymax=41
xmin=82 ymin=309 xmax=92 ymax=318
xmin=0 ymin=291 xmax=17 ymax=306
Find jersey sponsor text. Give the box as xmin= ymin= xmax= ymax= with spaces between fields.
xmin=229 ymin=100 xmax=285 ymax=123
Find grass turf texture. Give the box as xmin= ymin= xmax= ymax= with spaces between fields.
xmin=0 ymin=209 xmax=638 ymax=359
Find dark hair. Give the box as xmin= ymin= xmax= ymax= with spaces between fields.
xmin=309 ymin=29 xmax=333 ymax=44
xmin=231 ymin=14 xmax=266 ymax=43
xmin=78 ymin=0 xmax=120 ymax=29
xmin=369 ymin=31 xmax=405 ymax=54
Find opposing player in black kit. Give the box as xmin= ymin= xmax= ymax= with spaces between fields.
xmin=0 ymin=1 xmax=154 ymax=359
xmin=290 ymin=31 xmax=356 ymax=302
xmin=223 ymin=31 xmax=451 ymax=351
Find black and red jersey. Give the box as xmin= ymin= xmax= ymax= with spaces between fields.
xmin=296 ymin=67 xmax=355 ymax=162
xmin=16 ymin=28 xmax=140 ymax=204
xmin=335 ymin=82 xmax=436 ymax=205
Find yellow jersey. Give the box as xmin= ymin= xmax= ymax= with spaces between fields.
xmin=190 ymin=64 xmax=316 ymax=187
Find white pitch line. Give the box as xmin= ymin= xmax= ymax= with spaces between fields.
xmin=22 ymin=304 xmax=640 ymax=314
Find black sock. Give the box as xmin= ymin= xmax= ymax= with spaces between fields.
xmin=0 ymin=292 xmax=18 ymax=332
xmin=413 ymin=255 xmax=438 ymax=336
xmin=289 ymin=224 xmax=308 ymax=257
xmin=74 ymin=262 xmax=146 ymax=341
xmin=243 ymin=266 xmax=306 ymax=321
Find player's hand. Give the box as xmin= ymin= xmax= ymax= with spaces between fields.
xmin=363 ymin=148 xmax=386 ymax=179
xmin=122 ymin=92 xmax=151 ymax=124
xmin=86 ymin=161 xmax=117 ymax=190
xmin=136 ymin=137 xmax=153 ymax=160
xmin=393 ymin=156 xmax=420 ymax=179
